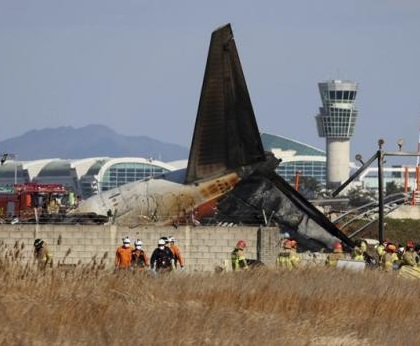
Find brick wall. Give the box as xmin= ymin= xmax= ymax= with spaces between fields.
xmin=0 ymin=224 xmax=280 ymax=272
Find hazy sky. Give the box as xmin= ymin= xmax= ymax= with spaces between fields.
xmin=1 ymin=0 xmax=420 ymax=163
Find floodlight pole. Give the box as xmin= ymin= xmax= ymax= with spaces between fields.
xmin=377 ymin=148 xmax=385 ymax=244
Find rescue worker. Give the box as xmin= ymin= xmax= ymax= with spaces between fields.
xmin=115 ymin=236 xmax=133 ymax=270
xmin=168 ymin=236 xmax=185 ymax=270
xmin=47 ymin=197 xmax=59 ymax=214
xmin=160 ymin=236 xmax=176 ymax=263
xmin=375 ymin=242 xmax=386 ymax=264
xmin=150 ymin=238 xmax=174 ymax=273
xmin=231 ymin=240 xmax=248 ymax=271
xmin=277 ymin=239 xmax=300 ymax=270
xmin=381 ymin=243 xmax=399 ymax=272
xmin=68 ymin=191 xmax=76 ymax=208
xmin=33 ymin=238 xmax=53 ymax=269
xmin=351 ymin=239 xmax=367 ymax=261
xmin=396 ymin=245 xmax=405 ymax=269
xmin=131 ymin=239 xmax=149 ymax=271
xmin=401 ymin=241 xmax=417 ymax=267
xmin=325 ymin=241 xmax=345 ymax=268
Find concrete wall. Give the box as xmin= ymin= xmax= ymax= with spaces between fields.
xmin=0 ymin=224 xmax=280 ymax=272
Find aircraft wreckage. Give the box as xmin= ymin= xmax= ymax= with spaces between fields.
xmin=68 ymin=23 xmax=355 ymax=251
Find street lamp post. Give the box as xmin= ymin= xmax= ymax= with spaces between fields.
xmin=377 ymin=139 xmax=385 ymax=244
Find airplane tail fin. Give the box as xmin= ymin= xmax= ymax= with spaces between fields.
xmin=185 ymin=24 xmax=266 ymax=184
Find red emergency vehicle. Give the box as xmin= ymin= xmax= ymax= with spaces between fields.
xmin=0 ymin=183 xmax=70 ymax=223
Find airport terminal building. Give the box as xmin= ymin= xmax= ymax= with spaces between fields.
xmin=0 ymin=133 xmax=414 ymax=198
xmin=0 ymin=157 xmax=176 ymax=199
xmin=261 ymin=133 xmax=328 ymax=187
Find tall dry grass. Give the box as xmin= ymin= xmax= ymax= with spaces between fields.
xmin=1 ymin=242 xmax=420 ymax=346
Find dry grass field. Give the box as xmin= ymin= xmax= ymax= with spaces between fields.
xmin=1 ymin=242 xmax=420 ymax=346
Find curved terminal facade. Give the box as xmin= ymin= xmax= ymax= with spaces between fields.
xmin=315 ymin=80 xmax=358 ymax=189
xmin=261 ymin=133 xmax=327 ymax=186
xmin=79 ymin=157 xmax=175 ymax=199
xmin=0 ymin=157 xmax=176 ymax=199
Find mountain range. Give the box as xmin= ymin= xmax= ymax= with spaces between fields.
xmin=0 ymin=125 xmax=189 ymax=162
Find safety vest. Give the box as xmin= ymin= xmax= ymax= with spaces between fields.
xmin=277 ymin=249 xmax=300 ymax=270
xmin=376 ymin=245 xmax=385 ymax=262
xmin=351 ymin=247 xmax=365 ymax=261
xmin=402 ymin=251 xmax=417 ymax=267
xmin=382 ymin=253 xmax=398 ymax=272
xmin=325 ymin=252 xmax=344 ymax=268
xmin=231 ymin=248 xmax=248 ymax=271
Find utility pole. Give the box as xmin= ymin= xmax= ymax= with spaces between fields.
xmin=377 ymin=139 xmax=385 ymax=244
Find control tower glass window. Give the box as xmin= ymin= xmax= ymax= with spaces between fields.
xmin=316 ymin=80 xmax=358 ymax=139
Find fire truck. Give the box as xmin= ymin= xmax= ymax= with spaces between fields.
xmin=0 ymin=183 xmax=71 ymax=223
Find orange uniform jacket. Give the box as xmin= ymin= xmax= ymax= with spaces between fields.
xmin=115 ymin=246 xmax=133 ymax=269
xmin=169 ymin=244 xmax=184 ymax=267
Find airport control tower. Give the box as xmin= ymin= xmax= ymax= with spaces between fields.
xmin=315 ymin=80 xmax=359 ymax=189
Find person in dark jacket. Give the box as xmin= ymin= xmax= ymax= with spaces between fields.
xmin=150 ymin=238 xmax=174 ymax=273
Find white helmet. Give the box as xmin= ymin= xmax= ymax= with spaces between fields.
xmin=134 ymin=239 xmax=143 ymax=248
xmin=168 ymin=236 xmax=175 ymax=243
xmin=158 ymin=239 xmax=166 ymax=246
xmin=123 ymin=236 xmax=131 ymax=245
